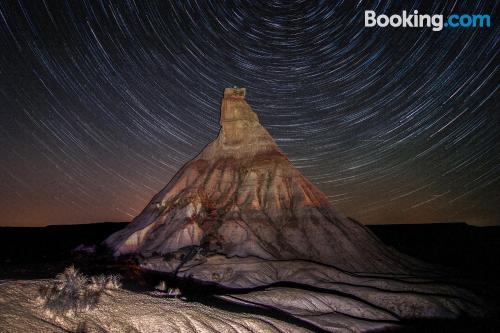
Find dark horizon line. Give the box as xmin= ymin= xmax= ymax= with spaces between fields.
xmin=1 ymin=220 xmax=498 ymax=229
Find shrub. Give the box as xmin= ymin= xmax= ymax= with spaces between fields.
xmin=155 ymin=281 xmax=167 ymax=291
xmin=105 ymin=274 xmax=122 ymax=290
xmin=39 ymin=266 xmax=121 ymax=316
xmin=167 ymin=287 xmax=181 ymax=297
xmin=89 ymin=274 xmax=107 ymax=290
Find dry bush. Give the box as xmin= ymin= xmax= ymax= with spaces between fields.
xmin=155 ymin=280 xmax=167 ymax=291
xmin=39 ymin=266 xmax=121 ymax=316
xmin=105 ymin=274 xmax=122 ymax=290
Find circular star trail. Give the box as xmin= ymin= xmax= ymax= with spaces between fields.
xmin=0 ymin=0 xmax=498 ymax=226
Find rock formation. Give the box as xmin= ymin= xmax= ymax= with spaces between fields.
xmin=105 ymin=88 xmax=488 ymax=332
xmin=106 ymin=87 xmax=422 ymax=273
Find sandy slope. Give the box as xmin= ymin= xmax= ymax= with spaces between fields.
xmin=0 ymin=280 xmax=310 ymax=333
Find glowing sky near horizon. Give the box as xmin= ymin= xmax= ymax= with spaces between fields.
xmin=0 ymin=0 xmax=498 ymax=227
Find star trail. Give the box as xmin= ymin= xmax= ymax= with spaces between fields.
xmin=0 ymin=0 xmax=498 ymax=227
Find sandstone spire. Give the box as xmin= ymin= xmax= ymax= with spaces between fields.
xmin=106 ymin=88 xmax=426 ymax=273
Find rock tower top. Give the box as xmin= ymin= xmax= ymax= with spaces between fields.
xmin=224 ymin=87 xmax=246 ymax=99
xmin=220 ymin=87 xmax=255 ymax=126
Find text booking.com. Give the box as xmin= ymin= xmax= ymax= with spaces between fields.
xmin=365 ymin=10 xmax=491 ymax=31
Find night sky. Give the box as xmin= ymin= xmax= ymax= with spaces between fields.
xmin=0 ymin=1 xmax=498 ymax=227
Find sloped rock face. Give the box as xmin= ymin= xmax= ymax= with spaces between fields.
xmin=144 ymin=255 xmax=487 ymax=331
xmin=105 ymin=88 xmax=489 ymax=332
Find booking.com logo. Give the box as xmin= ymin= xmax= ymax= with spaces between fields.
xmin=365 ymin=10 xmax=491 ymax=31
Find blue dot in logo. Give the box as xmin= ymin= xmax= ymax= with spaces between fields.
xmin=444 ymin=22 xmax=448 ymax=27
